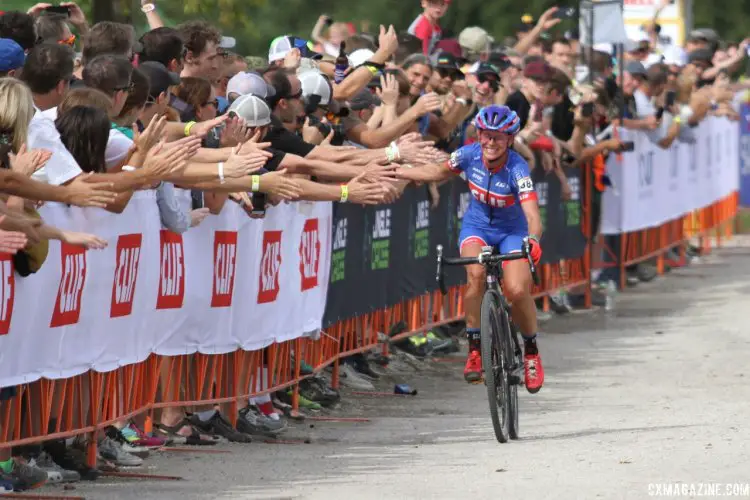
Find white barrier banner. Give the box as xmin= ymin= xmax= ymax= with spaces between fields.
xmin=0 ymin=193 xmax=331 ymax=387
xmin=601 ymin=117 xmax=739 ymax=235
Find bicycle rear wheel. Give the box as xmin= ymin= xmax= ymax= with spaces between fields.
xmin=480 ymin=290 xmax=509 ymax=443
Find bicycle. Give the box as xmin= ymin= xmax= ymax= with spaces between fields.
xmin=435 ymin=240 xmax=539 ymax=443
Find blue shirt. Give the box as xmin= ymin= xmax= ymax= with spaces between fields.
xmin=447 ymin=143 xmax=536 ymax=230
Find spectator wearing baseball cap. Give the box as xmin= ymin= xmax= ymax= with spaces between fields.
xmin=428 ymin=51 xmax=462 ymax=96
xmin=268 ymin=35 xmax=323 ymax=65
xmin=138 ymin=61 xmax=180 ymax=128
xmin=516 ymin=14 xmax=535 ymax=41
xmin=470 ymin=62 xmax=502 ymax=107
xmin=505 ymin=58 xmax=553 ymax=129
xmin=0 ymin=38 xmax=24 ymax=77
xmin=226 ymin=71 xmax=276 ymax=103
xmin=458 ymin=26 xmax=493 ymax=62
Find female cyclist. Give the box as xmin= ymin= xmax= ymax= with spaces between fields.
xmin=394 ymin=105 xmax=544 ymax=393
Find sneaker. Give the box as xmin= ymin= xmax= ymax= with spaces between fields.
xmin=8 ymin=458 xmax=47 ymax=491
xmin=523 ymin=351 xmax=545 ymax=394
xmin=32 ymin=452 xmax=80 ymax=483
xmin=350 ymin=353 xmax=381 ymax=380
xmin=237 ymin=405 xmax=287 ymax=436
xmin=190 ymin=411 xmax=253 ymax=443
xmin=299 ymin=378 xmax=337 ymax=407
xmin=121 ymin=424 xmax=167 ymax=449
xmin=105 ymin=427 xmax=150 ymax=459
xmin=0 ymin=475 xmax=15 ymax=492
xmin=278 ymin=389 xmax=322 ymax=411
xmin=549 ymin=292 xmax=572 ymax=314
xmin=43 ymin=441 xmax=99 ymax=481
xmin=463 ymin=350 xmax=482 ymax=383
xmin=536 ymin=307 xmax=553 ymax=322
xmin=339 ymin=363 xmax=376 ymax=390
xmin=98 ymin=437 xmax=143 ymax=467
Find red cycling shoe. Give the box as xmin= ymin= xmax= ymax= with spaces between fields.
xmin=523 ymin=351 xmax=544 ymax=393
xmin=464 ymin=350 xmax=482 ymax=383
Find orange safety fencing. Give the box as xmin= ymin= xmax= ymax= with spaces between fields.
xmin=0 ymin=189 xmax=739 ymax=467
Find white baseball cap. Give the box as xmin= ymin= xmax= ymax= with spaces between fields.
xmin=299 ymin=70 xmax=342 ymax=113
xmin=348 ymin=48 xmax=374 ymax=68
xmin=228 ymin=94 xmax=272 ymax=127
xmin=226 ymin=71 xmax=276 ymax=100
xmin=268 ymin=35 xmax=322 ymax=63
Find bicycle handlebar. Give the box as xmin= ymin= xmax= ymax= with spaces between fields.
xmin=435 ymin=240 xmax=540 ymax=295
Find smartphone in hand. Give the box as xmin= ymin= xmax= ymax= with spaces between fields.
xmin=43 ymin=5 xmax=70 ymax=16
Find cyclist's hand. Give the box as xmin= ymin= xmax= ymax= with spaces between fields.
xmin=526 ymin=236 xmax=542 ymax=265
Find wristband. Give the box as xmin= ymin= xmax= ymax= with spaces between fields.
xmin=367 ymin=65 xmax=379 ymax=76
xmin=251 ymin=175 xmax=260 ymax=192
xmin=218 ymin=162 xmax=226 ymax=184
xmin=673 ymin=116 xmax=682 ymax=125
xmin=340 ymin=185 xmax=349 ymax=203
xmin=184 ymin=121 xmax=196 ymax=136
xmin=456 ymin=97 xmax=468 ymax=107
xmin=141 ymin=3 xmax=156 ymax=13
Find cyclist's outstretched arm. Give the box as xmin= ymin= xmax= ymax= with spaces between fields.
xmin=393 ymin=162 xmax=456 ymax=183
xmin=521 ymin=199 xmax=543 ymax=240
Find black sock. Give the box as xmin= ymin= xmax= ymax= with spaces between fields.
xmin=466 ymin=328 xmax=481 ymax=351
xmin=523 ymin=334 xmax=538 ymax=355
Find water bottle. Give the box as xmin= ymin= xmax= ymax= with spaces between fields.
xmin=334 ymin=42 xmax=348 ymax=84
xmin=394 ymin=384 xmax=417 ymax=396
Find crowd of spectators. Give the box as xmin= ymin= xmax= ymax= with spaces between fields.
xmin=0 ymin=0 xmax=746 ymax=491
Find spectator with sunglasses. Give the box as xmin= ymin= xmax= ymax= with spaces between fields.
xmin=402 ymin=54 xmax=470 ymax=141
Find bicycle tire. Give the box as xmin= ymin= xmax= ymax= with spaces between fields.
xmin=505 ymin=319 xmax=521 ymax=440
xmin=480 ymin=290 xmax=509 ymax=443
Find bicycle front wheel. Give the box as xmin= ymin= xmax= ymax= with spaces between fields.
xmin=480 ymin=290 xmax=510 ymax=443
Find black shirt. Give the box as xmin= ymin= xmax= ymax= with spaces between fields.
xmin=505 ymin=90 xmax=532 ymax=130
xmin=551 ymin=94 xmax=575 ymax=141
xmin=265 ymin=115 xmax=315 ymax=157
xmin=265 ymin=147 xmax=286 ymax=171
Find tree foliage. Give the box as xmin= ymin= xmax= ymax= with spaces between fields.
xmin=4 ymin=0 xmax=750 ymax=55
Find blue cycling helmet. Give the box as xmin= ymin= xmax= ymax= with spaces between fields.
xmin=474 ymin=105 xmax=521 ymax=135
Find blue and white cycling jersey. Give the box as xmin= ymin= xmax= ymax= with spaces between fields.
xmin=446 ymin=143 xmax=537 ymax=230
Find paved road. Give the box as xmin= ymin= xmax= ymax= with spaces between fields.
xmin=64 ymin=244 xmax=750 ymax=499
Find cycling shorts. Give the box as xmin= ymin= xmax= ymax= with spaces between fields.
xmin=459 ymin=224 xmax=527 ymax=255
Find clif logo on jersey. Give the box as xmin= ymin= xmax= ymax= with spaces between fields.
xmin=299 ymin=219 xmax=320 ymax=291
xmin=110 ymin=234 xmax=142 ymax=318
xmin=50 ymin=243 xmax=87 ymax=327
xmin=156 ymin=230 xmax=185 ymax=310
xmin=212 ymin=231 xmax=237 ymax=308
xmin=0 ymin=254 xmax=15 ymax=335
xmin=258 ymin=230 xmax=282 ymax=304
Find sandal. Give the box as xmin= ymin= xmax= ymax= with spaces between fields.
xmin=155 ymin=420 xmax=218 ymax=446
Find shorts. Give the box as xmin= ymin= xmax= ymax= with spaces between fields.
xmin=459 ymin=224 xmax=527 ymax=254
